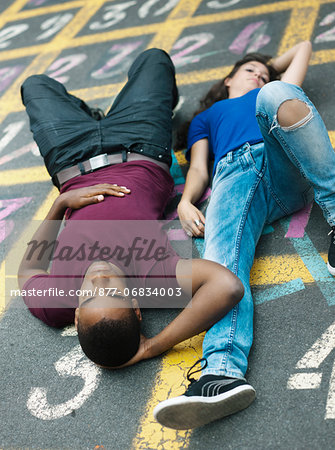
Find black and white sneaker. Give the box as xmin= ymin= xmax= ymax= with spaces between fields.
xmin=153 ymin=359 xmax=256 ymax=429
xmin=327 ymin=226 xmax=335 ymax=276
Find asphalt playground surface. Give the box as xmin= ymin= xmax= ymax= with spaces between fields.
xmin=0 ymin=0 xmax=335 ymax=449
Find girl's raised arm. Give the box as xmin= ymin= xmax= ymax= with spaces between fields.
xmin=271 ymin=40 xmax=312 ymax=87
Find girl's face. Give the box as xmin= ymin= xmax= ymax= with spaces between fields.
xmin=224 ymin=61 xmax=270 ymax=98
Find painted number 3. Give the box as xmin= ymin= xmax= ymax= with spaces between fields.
xmin=27 ymin=345 xmax=101 ymax=420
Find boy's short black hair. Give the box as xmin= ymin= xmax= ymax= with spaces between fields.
xmin=77 ymin=310 xmax=141 ymax=367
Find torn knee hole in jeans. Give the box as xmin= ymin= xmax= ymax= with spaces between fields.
xmin=277 ymin=99 xmax=313 ymax=131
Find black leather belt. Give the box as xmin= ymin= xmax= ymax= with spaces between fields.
xmin=54 ymin=151 xmax=169 ymax=187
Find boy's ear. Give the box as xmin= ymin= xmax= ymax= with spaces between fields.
xmin=224 ymin=77 xmax=231 ymax=87
xmin=74 ymin=308 xmax=79 ymax=330
xmin=131 ymin=298 xmax=142 ymax=322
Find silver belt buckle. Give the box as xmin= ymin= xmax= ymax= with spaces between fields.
xmin=88 ymin=153 xmax=109 ymax=171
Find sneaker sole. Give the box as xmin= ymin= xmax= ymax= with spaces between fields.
xmin=327 ymin=262 xmax=335 ymax=276
xmin=153 ymin=384 xmax=256 ymax=429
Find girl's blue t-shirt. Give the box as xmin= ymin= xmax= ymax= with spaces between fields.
xmin=187 ymin=88 xmax=263 ymax=173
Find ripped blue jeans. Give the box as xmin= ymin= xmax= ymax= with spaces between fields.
xmin=202 ymin=81 xmax=335 ymax=378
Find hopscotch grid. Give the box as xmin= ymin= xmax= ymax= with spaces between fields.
xmin=1 ymin=0 xmax=334 ymax=63
xmin=0 ymin=0 xmax=334 ymax=109
xmin=4 ymin=0 xmax=335 ymax=24
xmin=0 ymin=1 xmax=328 ymax=60
xmin=0 ymin=0 xmax=334 ymax=108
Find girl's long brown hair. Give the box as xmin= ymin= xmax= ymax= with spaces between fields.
xmin=174 ymin=53 xmax=278 ymax=150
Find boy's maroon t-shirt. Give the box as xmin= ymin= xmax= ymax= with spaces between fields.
xmin=22 ymin=161 xmax=180 ymax=327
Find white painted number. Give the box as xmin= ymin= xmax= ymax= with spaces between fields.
xmin=0 ymin=24 xmax=29 ymax=49
xmin=0 ymin=122 xmax=25 ymax=154
xmin=0 ymin=66 xmax=24 ymax=93
xmin=207 ymin=0 xmax=241 ymax=9
xmin=89 ymin=0 xmax=179 ymax=29
xmin=171 ymin=33 xmax=214 ymax=68
xmin=287 ymin=321 xmax=335 ymax=420
xmin=91 ymin=41 xmax=142 ymax=79
xmin=315 ymin=12 xmax=335 ymax=44
xmin=138 ymin=0 xmax=179 ymax=18
xmin=27 ymin=345 xmax=101 ymax=420
xmin=46 ymin=54 xmax=87 ymax=83
xmin=36 ymin=13 xmax=73 ymax=40
xmin=89 ymin=1 xmax=136 ymax=30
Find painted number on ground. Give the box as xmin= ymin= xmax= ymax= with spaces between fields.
xmin=27 ymin=345 xmax=101 ymax=420
xmin=287 ymin=321 xmax=335 ymax=420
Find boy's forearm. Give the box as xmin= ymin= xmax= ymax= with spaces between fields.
xmin=147 ymin=265 xmax=243 ymax=357
xmin=18 ymin=196 xmax=66 ymax=275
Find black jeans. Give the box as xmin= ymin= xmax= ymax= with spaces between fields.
xmin=21 ymin=48 xmax=178 ymax=183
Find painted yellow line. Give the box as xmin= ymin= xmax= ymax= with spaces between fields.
xmin=329 ymin=131 xmax=335 ymax=149
xmin=0 ymin=0 xmax=29 ymax=29
xmin=32 ymin=186 xmax=59 ymax=220
xmin=133 ymin=334 xmax=204 ymax=449
xmin=0 ymin=43 xmax=51 ymax=61
xmin=311 ymin=49 xmax=335 ymax=66
xmin=0 ymin=166 xmax=50 ymax=185
xmin=174 ymin=150 xmax=188 ymax=166
xmin=148 ymin=0 xmax=203 ymax=51
xmin=279 ymin=4 xmax=320 ymax=53
xmin=250 ymin=254 xmax=315 ymax=284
